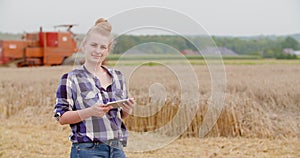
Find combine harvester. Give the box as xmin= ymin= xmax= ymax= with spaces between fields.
xmin=0 ymin=25 xmax=80 ymax=67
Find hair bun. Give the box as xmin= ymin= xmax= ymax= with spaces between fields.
xmin=95 ymin=18 xmax=107 ymax=25
xmin=94 ymin=18 xmax=112 ymax=32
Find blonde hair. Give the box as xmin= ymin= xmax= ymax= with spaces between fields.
xmin=80 ymin=18 xmax=113 ymax=51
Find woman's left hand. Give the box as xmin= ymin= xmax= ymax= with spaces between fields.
xmin=121 ymin=98 xmax=135 ymax=117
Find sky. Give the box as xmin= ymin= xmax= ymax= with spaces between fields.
xmin=0 ymin=0 xmax=299 ymax=36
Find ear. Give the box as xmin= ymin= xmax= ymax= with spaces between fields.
xmin=79 ymin=40 xmax=86 ymax=53
xmin=107 ymin=43 xmax=112 ymax=53
xmin=79 ymin=47 xmax=84 ymax=52
xmin=76 ymin=47 xmax=82 ymax=52
xmin=80 ymin=44 xmax=87 ymax=53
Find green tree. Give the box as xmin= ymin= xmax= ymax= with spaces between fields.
xmin=281 ymin=36 xmax=299 ymax=50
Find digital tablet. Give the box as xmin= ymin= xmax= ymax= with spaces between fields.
xmin=105 ymin=99 xmax=129 ymax=108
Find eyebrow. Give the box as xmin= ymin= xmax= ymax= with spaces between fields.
xmin=90 ymin=42 xmax=108 ymax=46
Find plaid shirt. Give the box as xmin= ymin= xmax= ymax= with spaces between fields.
xmin=54 ymin=65 xmax=128 ymax=145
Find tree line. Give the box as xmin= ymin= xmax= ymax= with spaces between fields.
xmin=1 ymin=32 xmax=299 ymax=59
xmin=110 ymin=34 xmax=300 ymax=59
xmin=212 ymin=36 xmax=299 ymax=59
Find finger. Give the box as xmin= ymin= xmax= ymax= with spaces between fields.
xmin=123 ymin=103 xmax=134 ymax=112
xmin=128 ymin=100 xmax=134 ymax=105
xmin=124 ymin=100 xmax=130 ymax=106
xmin=121 ymin=103 xmax=131 ymax=113
xmin=101 ymin=106 xmax=112 ymax=112
xmin=129 ymin=98 xmax=135 ymax=104
xmin=122 ymin=102 xmax=128 ymax=108
xmin=122 ymin=103 xmax=132 ymax=113
xmin=126 ymin=100 xmax=134 ymax=106
xmin=99 ymin=103 xmax=112 ymax=109
xmin=99 ymin=104 xmax=107 ymax=107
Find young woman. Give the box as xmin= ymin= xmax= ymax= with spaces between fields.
xmin=54 ymin=18 xmax=134 ymax=158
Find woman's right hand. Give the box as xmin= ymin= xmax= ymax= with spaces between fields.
xmin=89 ymin=104 xmax=112 ymax=117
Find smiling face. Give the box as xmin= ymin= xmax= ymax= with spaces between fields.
xmin=82 ymin=32 xmax=111 ymax=66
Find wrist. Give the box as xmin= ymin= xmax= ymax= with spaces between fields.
xmin=77 ymin=107 xmax=93 ymax=120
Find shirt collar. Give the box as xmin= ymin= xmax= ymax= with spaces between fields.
xmin=82 ymin=64 xmax=113 ymax=78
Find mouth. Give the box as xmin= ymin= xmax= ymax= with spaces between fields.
xmin=91 ymin=54 xmax=102 ymax=58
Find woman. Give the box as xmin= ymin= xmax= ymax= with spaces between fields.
xmin=54 ymin=18 xmax=134 ymax=158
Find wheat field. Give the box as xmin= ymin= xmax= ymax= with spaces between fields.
xmin=0 ymin=64 xmax=300 ymax=157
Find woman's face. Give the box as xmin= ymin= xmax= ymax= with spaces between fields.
xmin=82 ymin=33 xmax=110 ymax=65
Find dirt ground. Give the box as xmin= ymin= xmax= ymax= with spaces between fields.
xmin=1 ymin=105 xmax=299 ymax=158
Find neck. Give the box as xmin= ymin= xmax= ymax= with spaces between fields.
xmin=84 ymin=62 xmax=103 ymax=75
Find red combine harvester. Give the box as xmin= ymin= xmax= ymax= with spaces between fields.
xmin=0 ymin=25 xmax=78 ymax=67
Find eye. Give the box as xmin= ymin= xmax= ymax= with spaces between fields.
xmin=101 ymin=45 xmax=108 ymax=49
xmin=90 ymin=43 xmax=97 ymax=47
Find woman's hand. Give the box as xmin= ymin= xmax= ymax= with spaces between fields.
xmin=121 ymin=98 xmax=135 ymax=118
xmin=77 ymin=104 xmax=112 ymax=120
xmin=89 ymin=104 xmax=113 ymax=117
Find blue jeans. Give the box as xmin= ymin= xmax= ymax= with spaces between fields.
xmin=70 ymin=142 xmax=126 ymax=158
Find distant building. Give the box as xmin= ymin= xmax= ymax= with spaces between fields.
xmin=181 ymin=49 xmax=197 ymax=55
xmin=294 ymin=50 xmax=300 ymax=56
xmin=283 ymin=48 xmax=294 ymax=54
xmin=283 ymin=48 xmax=300 ymax=56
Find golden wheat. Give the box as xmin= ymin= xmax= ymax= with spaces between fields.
xmin=0 ymin=64 xmax=299 ymax=157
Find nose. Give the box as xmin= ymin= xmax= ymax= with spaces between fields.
xmin=95 ymin=47 xmax=104 ymax=54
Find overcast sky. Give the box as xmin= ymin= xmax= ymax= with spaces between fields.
xmin=0 ymin=0 xmax=299 ymax=36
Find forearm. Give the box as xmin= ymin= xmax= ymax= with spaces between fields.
xmin=59 ymin=108 xmax=92 ymax=125
xmin=58 ymin=105 xmax=112 ymax=125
